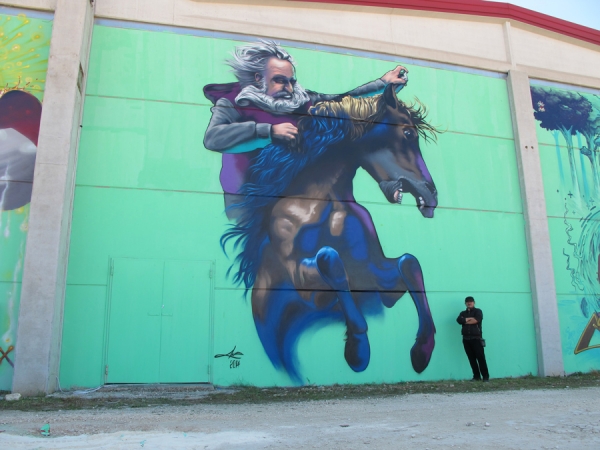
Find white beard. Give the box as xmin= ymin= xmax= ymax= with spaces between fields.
xmin=235 ymin=82 xmax=310 ymax=115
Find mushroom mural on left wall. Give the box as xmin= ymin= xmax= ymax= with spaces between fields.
xmin=0 ymin=12 xmax=52 ymax=390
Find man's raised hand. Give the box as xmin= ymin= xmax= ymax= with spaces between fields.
xmin=272 ymin=123 xmax=298 ymax=143
xmin=381 ymin=65 xmax=409 ymax=85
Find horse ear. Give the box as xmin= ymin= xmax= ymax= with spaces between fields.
xmin=383 ymin=83 xmax=398 ymax=108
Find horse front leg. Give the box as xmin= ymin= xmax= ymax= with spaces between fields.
xmin=300 ymin=246 xmax=370 ymax=372
xmin=375 ymin=254 xmax=435 ymax=372
xmin=383 ymin=253 xmax=436 ymax=373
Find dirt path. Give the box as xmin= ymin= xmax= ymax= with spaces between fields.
xmin=1 ymin=387 xmax=599 ymax=449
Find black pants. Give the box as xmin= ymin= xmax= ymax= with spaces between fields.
xmin=463 ymin=338 xmax=489 ymax=380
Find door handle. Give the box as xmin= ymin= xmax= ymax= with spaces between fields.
xmin=160 ymin=303 xmax=172 ymax=316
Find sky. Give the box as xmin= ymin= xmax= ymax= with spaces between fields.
xmin=485 ymin=0 xmax=600 ymax=31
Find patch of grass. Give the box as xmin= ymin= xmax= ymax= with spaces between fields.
xmin=1 ymin=372 xmax=598 ymax=412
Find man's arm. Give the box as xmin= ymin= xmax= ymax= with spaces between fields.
xmin=465 ymin=310 xmax=482 ymax=325
xmin=204 ymin=98 xmax=271 ymax=154
xmin=457 ymin=312 xmax=466 ymax=325
xmin=308 ymin=79 xmax=389 ymax=104
xmin=308 ymin=65 xmax=409 ymax=103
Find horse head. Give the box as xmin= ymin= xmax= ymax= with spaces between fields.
xmin=359 ymin=84 xmax=438 ymax=218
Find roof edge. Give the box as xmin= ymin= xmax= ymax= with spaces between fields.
xmin=291 ymin=0 xmax=600 ymax=47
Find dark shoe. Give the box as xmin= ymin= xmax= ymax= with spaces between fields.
xmin=483 ymin=379 xmax=490 ymax=383
xmin=470 ymin=378 xmax=481 ymax=382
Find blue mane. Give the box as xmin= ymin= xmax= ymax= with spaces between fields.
xmin=221 ymin=114 xmax=357 ymax=289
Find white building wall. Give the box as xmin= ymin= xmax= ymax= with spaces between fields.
xmin=7 ymin=0 xmax=600 ymax=393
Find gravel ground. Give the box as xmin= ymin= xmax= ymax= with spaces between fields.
xmin=1 ymin=387 xmax=599 ymax=449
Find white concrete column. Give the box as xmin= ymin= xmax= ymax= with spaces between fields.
xmin=507 ymin=70 xmax=564 ymax=377
xmin=12 ymin=0 xmax=94 ymax=395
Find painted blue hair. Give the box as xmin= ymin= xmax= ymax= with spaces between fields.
xmin=220 ymin=113 xmax=352 ymax=290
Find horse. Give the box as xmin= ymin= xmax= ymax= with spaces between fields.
xmin=222 ymin=84 xmax=439 ymax=382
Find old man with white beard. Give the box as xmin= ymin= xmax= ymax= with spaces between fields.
xmin=203 ymin=40 xmax=409 ymax=213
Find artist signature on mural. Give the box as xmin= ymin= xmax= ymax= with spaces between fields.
xmin=215 ymin=346 xmax=243 ymax=369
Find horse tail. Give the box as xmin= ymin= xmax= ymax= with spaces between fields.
xmin=220 ymin=210 xmax=268 ymax=290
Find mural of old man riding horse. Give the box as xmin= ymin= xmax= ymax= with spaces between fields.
xmin=222 ymin=84 xmax=439 ymax=382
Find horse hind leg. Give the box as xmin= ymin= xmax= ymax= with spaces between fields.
xmin=381 ymin=254 xmax=436 ymax=373
xmin=301 ymin=246 xmax=370 ymax=372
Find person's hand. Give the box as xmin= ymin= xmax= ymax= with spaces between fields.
xmin=381 ymin=65 xmax=409 ymax=85
xmin=271 ymin=123 xmax=298 ymax=143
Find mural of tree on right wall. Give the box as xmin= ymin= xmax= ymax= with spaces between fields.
xmin=532 ymin=86 xmax=600 ymax=367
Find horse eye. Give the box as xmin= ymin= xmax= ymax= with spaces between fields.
xmin=403 ymin=128 xmax=415 ymax=139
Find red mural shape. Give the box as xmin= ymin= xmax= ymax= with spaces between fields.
xmin=0 ymin=90 xmax=42 ymax=211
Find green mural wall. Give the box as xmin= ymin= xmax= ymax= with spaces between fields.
xmin=59 ymin=24 xmax=538 ymax=388
xmin=533 ymin=84 xmax=600 ymax=373
xmin=0 ymin=12 xmax=52 ymax=390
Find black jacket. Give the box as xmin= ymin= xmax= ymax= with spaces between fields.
xmin=456 ymin=307 xmax=483 ymax=338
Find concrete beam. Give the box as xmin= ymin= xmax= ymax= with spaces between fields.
xmin=91 ymin=0 xmax=600 ymax=90
xmin=12 ymin=0 xmax=94 ymax=395
xmin=507 ymin=70 xmax=564 ymax=377
xmin=0 ymin=0 xmax=57 ymax=11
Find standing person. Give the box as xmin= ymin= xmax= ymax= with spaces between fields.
xmin=456 ymin=296 xmax=489 ymax=382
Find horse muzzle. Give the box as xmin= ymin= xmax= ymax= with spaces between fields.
xmin=379 ymin=178 xmax=438 ymax=218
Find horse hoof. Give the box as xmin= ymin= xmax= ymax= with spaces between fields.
xmin=345 ymin=332 xmax=370 ymax=372
xmin=410 ymin=336 xmax=435 ymax=373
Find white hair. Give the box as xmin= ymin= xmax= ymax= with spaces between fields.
xmin=227 ymin=40 xmax=295 ymax=88
xmin=228 ymin=40 xmax=310 ymax=114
